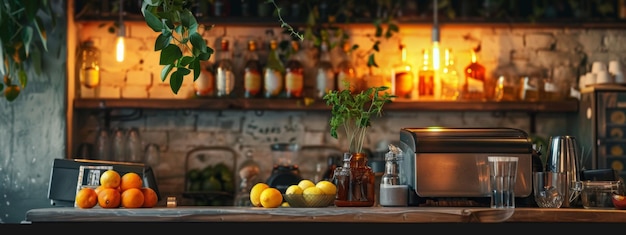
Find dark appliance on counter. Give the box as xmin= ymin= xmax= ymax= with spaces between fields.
xmin=48 ymin=158 xmax=160 ymax=207
xmin=578 ymin=85 xmax=626 ymax=178
xmin=399 ymin=127 xmax=538 ymax=207
xmin=266 ymin=143 xmax=303 ymax=194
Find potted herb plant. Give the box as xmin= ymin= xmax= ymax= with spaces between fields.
xmin=322 ymin=85 xmax=393 ymax=207
xmin=323 ymin=85 xmax=394 ymax=154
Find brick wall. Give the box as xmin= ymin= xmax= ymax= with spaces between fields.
xmin=73 ymin=22 xmax=624 ymax=201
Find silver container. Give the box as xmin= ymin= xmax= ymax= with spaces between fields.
xmin=545 ymin=135 xmax=581 ymax=207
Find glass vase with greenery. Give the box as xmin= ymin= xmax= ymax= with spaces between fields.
xmin=323 ymin=85 xmax=394 ymax=154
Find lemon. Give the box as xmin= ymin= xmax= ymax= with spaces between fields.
xmin=260 ymin=187 xmax=283 ymax=208
xmin=303 ymin=186 xmax=324 ymax=195
xmin=298 ymin=179 xmax=316 ymax=191
xmin=285 ymin=185 xmax=303 ymax=195
xmin=250 ymin=182 xmax=269 ymax=207
xmin=315 ymin=180 xmax=337 ymax=195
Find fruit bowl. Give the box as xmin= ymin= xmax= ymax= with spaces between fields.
xmin=283 ymin=194 xmax=335 ymax=207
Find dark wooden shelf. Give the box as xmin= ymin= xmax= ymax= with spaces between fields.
xmin=73 ymin=98 xmax=579 ymax=113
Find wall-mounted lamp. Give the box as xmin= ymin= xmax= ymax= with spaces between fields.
xmin=115 ymin=0 xmax=125 ymax=62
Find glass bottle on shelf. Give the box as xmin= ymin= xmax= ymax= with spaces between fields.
xmin=462 ymin=49 xmax=486 ymax=101
xmin=391 ymin=43 xmax=414 ymax=100
xmin=215 ymin=39 xmax=236 ymax=97
xmin=336 ymin=42 xmax=358 ymax=93
xmin=418 ymin=49 xmax=436 ymax=100
xmin=242 ymin=40 xmax=263 ymax=98
xmin=334 ymin=152 xmax=375 ymax=207
xmin=440 ymin=48 xmax=460 ymax=101
xmin=194 ymin=41 xmax=215 ymax=98
xmin=95 ymin=127 xmax=111 ymax=161
xmin=111 ymin=127 xmax=126 ymax=162
xmin=234 ymin=150 xmax=261 ymax=206
xmin=124 ymin=127 xmax=143 ymax=163
xmin=77 ymin=39 xmax=101 ymax=98
xmin=315 ymin=40 xmax=335 ymax=99
xmin=264 ymin=39 xmax=285 ymax=98
xmin=284 ymin=40 xmax=304 ymax=99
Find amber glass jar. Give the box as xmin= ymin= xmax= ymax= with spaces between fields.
xmin=333 ymin=152 xmax=375 ymax=207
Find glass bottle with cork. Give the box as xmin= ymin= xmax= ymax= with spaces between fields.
xmin=264 ymin=39 xmax=285 ymax=98
xmin=194 ymin=40 xmax=215 ymax=98
xmin=215 ymin=39 xmax=236 ymax=97
xmin=391 ymin=43 xmax=414 ymax=100
xmin=333 ymin=152 xmax=375 ymax=207
xmin=284 ymin=40 xmax=304 ymax=99
xmin=462 ymin=48 xmax=486 ymax=101
xmin=242 ymin=40 xmax=263 ymax=98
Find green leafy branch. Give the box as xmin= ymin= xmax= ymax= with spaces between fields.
xmin=1 ymin=0 xmax=56 ymax=101
xmin=323 ymin=86 xmax=394 ymax=153
xmin=141 ymin=0 xmax=302 ymax=95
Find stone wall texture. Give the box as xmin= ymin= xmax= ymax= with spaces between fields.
xmin=2 ymin=2 xmax=625 ymax=223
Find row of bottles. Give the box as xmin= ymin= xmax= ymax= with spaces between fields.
xmin=76 ymin=36 xmax=491 ymax=102
xmin=194 ymin=39 xmax=308 ymax=99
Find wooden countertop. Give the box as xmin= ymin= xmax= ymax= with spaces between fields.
xmin=23 ymin=206 xmax=626 ymax=224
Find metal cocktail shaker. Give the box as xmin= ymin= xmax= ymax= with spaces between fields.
xmin=544 ymin=135 xmax=582 ymax=207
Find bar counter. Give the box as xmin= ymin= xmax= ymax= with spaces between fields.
xmin=23 ymin=206 xmax=626 ymax=223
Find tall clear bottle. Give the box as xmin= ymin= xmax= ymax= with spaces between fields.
xmin=215 ymin=39 xmax=236 ymax=97
xmin=336 ymin=42 xmax=358 ymax=93
xmin=264 ymin=40 xmax=285 ymax=98
xmin=315 ymin=40 xmax=335 ymax=99
xmin=77 ymin=39 xmax=101 ymax=97
xmin=440 ymin=48 xmax=460 ymax=100
xmin=334 ymin=152 xmax=375 ymax=207
xmin=391 ymin=43 xmax=414 ymax=100
xmin=285 ymin=40 xmax=304 ymax=98
xmin=242 ymin=40 xmax=263 ymax=98
xmin=234 ymin=150 xmax=261 ymax=206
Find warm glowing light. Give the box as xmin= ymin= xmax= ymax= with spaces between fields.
xmin=432 ymin=41 xmax=440 ymax=70
xmin=115 ymin=36 xmax=125 ymax=62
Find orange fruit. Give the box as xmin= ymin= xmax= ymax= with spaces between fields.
xmin=120 ymin=172 xmax=143 ymax=192
xmin=141 ymin=187 xmax=159 ymax=208
xmin=120 ymin=188 xmax=144 ymax=208
xmin=94 ymin=185 xmax=106 ymax=195
xmin=75 ymin=187 xmax=98 ymax=209
xmin=98 ymin=187 xmax=121 ymax=208
xmin=100 ymin=170 xmax=121 ymax=189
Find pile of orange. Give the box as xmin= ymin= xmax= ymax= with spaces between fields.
xmin=75 ymin=169 xmax=158 ymax=209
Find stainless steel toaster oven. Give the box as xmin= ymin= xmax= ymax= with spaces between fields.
xmin=399 ymin=127 xmax=536 ymax=207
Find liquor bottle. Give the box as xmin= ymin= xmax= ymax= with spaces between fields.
xmin=336 ymin=42 xmax=358 ymax=93
xmin=315 ymin=40 xmax=335 ymax=99
xmin=215 ymin=39 xmax=236 ymax=97
xmin=242 ymin=40 xmax=263 ymax=98
xmin=462 ymin=49 xmax=486 ymax=101
xmin=418 ymin=49 xmax=435 ymax=100
xmin=391 ymin=43 xmax=414 ymax=99
xmin=284 ymin=40 xmax=304 ymax=98
xmin=194 ymin=40 xmax=215 ymax=97
xmin=264 ymin=40 xmax=285 ymax=98
xmin=440 ymin=48 xmax=460 ymax=100
xmin=234 ymin=150 xmax=261 ymax=206
xmin=334 ymin=152 xmax=375 ymax=207
xmin=77 ymin=39 xmax=101 ymax=97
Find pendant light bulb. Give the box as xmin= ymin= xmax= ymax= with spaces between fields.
xmin=116 ymin=25 xmax=125 ymax=62
xmin=115 ymin=0 xmax=125 ymax=62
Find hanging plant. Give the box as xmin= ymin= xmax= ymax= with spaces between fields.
xmin=0 ymin=0 xmax=56 ymax=101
